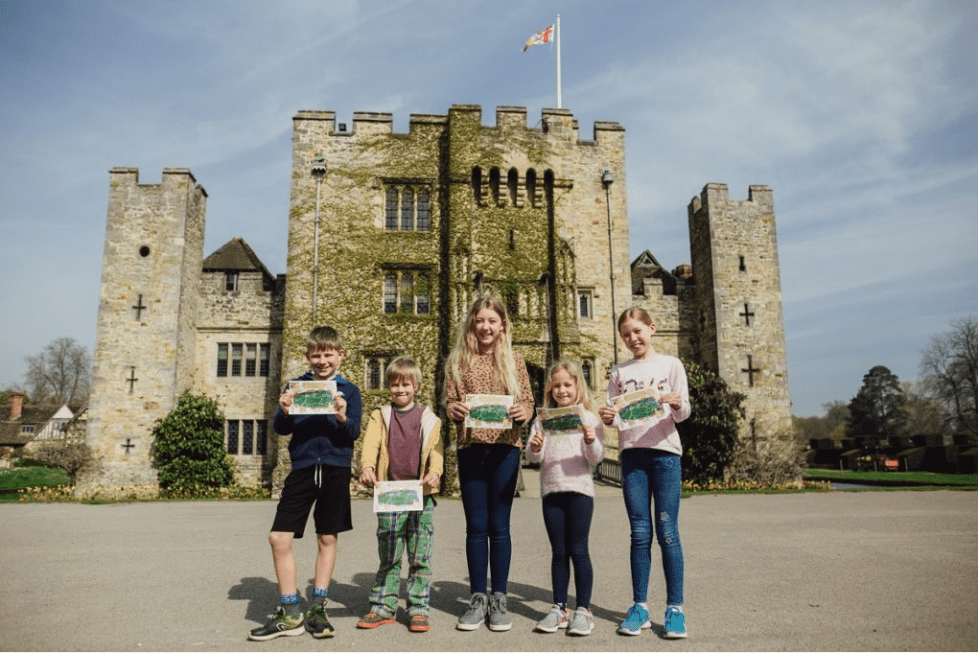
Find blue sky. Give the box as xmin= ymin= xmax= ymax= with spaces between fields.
xmin=1 ymin=0 xmax=976 ymax=417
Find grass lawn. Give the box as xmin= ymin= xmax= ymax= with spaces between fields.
xmin=804 ymin=468 xmax=978 ymax=488
xmin=0 ymin=467 xmax=70 ymax=502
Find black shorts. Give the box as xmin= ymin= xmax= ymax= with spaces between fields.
xmin=271 ymin=464 xmax=353 ymax=538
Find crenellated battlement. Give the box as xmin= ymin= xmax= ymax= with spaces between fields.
xmin=688 ymin=183 xmax=773 ymax=216
xmin=108 ymin=167 xmax=206 ymax=196
xmin=292 ymin=104 xmax=624 ymax=145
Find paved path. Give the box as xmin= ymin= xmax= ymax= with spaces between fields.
xmin=1 ymin=484 xmax=977 ymax=651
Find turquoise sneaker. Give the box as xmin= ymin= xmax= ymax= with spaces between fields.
xmin=617 ymin=603 xmax=651 ymax=636
xmin=664 ymin=606 xmax=687 ymax=638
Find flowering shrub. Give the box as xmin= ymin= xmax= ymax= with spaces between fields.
xmin=19 ymin=483 xmax=271 ymax=503
xmin=17 ymin=485 xmax=75 ymax=502
xmin=682 ymin=478 xmax=831 ymax=493
xmin=159 ymin=484 xmax=271 ymax=501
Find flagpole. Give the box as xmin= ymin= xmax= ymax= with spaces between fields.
xmin=555 ymin=14 xmax=562 ymax=108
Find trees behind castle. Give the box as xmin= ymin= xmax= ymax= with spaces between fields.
xmin=24 ymin=336 xmax=90 ymax=405
xmin=795 ymin=316 xmax=978 ymax=441
xmin=846 ymin=365 xmax=907 ymax=439
xmin=919 ymin=316 xmax=978 ymax=436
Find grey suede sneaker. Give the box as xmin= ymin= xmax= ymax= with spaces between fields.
xmin=488 ymin=592 xmax=512 ymax=631
xmin=456 ymin=592 xmax=489 ymax=631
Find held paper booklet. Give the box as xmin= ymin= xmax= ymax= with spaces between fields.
xmin=464 ymin=394 xmax=513 ymax=430
xmin=537 ymin=405 xmax=586 ymax=437
xmin=373 ymin=480 xmax=424 ymax=513
xmin=288 ymin=380 xmax=339 ymax=415
xmin=611 ymin=387 xmax=666 ymax=430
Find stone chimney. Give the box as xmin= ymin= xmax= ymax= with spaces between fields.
xmin=673 ymin=264 xmax=693 ymax=279
xmin=9 ymin=393 xmax=23 ymax=419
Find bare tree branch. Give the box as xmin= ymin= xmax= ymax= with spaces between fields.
xmin=23 ymin=337 xmax=91 ymax=405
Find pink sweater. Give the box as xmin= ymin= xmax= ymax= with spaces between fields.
xmin=525 ymin=410 xmax=604 ymax=497
xmin=606 ymin=352 xmax=691 ymax=456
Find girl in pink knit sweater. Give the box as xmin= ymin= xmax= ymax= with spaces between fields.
xmin=526 ymin=359 xmax=604 ymax=636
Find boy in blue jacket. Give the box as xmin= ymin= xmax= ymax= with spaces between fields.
xmin=248 ymin=326 xmax=363 ymax=641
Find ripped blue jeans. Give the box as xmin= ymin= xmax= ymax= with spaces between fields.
xmin=621 ymin=448 xmax=684 ymax=606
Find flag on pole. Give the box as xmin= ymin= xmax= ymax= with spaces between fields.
xmin=522 ymin=24 xmax=554 ymax=51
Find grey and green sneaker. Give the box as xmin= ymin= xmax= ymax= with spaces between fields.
xmin=248 ymin=606 xmax=304 ymax=641
xmin=456 ymin=592 xmax=489 ymax=631
xmin=305 ymin=601 xmax=335 ymax=638
xmin=488 ymin=592 xmax=512 ymax=632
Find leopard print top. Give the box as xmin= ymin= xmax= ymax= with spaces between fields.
xmin=446 ymin=351 xmax=534 ymax=448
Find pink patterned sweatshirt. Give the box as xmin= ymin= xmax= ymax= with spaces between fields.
xmin=525 ymin=410 xmax=604 ymax=497
xmin=606 ymin=352 xmax=691 ymax=456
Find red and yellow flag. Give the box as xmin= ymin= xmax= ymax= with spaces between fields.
xmin=522 ymin=24 xmax=554 ymax=51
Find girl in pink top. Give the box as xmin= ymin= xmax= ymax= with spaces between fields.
xmin=597 ymin=307 xmax=690 ymax=639
xmin=526 ymin=359 xmax=604 ymax=636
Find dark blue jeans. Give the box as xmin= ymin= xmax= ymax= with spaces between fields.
xmin=621 ymin=448 xmax=684 ymax=606
xmin=457 ymin=444 xmax=521 ymax=595
xmin=542 ymin=492 xmax=594 ymax=608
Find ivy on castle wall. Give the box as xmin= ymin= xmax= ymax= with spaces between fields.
xmin=274 ymin=110 xmax=623 ymax=494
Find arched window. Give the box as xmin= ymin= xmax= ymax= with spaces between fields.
xmin=508 ymin=168 xmax=519 ymax=206
xmin=489 ymin=167 xmax=501 ymax=205
xmin=472 ymin=166 xmax=482 ymax=204
xmin=526 ymin=169 xmax=537 ymax=208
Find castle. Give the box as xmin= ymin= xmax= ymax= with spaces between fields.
xmin=77 ymin=105 xmax=791 ymax=495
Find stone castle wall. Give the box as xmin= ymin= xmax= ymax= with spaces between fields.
xmin=688 ymin=183 xmax=792 ymax=448
xmin=192 ymin=269 xmax=284 ymax=486
xmin=277 ymin=105 xmax=631 ymax=492
xmin=81 ymin=105 xmax=794 ymax=495
xmin=79 ymin=168 xmax=206 ymax=495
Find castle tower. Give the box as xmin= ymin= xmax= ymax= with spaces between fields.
xmin=282 ymin=105 xmax=628 ymax=390
xmin=688 ymin=183 xmax=792 ymax=450
xmin=442 ymin=105 xmax=630 ymax=382
xmin=78 ymin=168 xmax=206 ymax=495
xmin=277 ymin=105 xmax=628 ymax=492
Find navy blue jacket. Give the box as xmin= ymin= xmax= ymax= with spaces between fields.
xmin=273 ymin=372 xmax=363 ymax=470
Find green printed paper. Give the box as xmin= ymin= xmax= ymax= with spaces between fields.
xmin=465 ymin=394 xmax=513 ymax=430
xmin=288 ymin=380 xmax=339 ymax=415
xmin=373 ymin=480 xmax=423 ymax=512
xmin=611 ymin=387 xmax=665 ymax=429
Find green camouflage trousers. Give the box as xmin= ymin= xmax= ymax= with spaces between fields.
xmin=369 ymin=496 xmax=435 ymax=616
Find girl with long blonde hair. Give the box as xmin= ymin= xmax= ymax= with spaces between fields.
xmin=445 ymin=295 xmax=533 ymax=632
